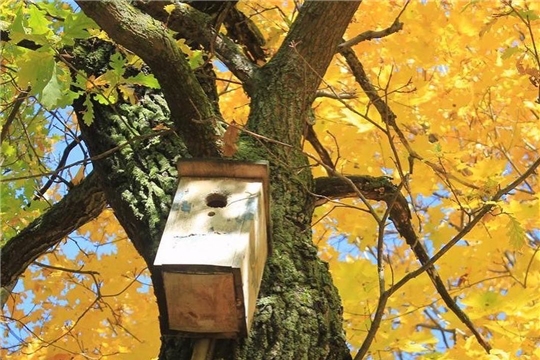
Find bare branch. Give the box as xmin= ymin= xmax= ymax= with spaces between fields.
xmin=315 ymin=174 xmax=492 ymax=354
xmin=354 ymin=290 xmax=391 ymax=360
xmin=32 ymin=136 xmax=83 ymax=202
xmin=315 ymin=89 xmax=357 ymax=100
xmin=339 ymin=1 xmax=409 ymax=50
xmin=315 ymin=175 xmax=398 ymax=203
xmin=305 ymin=125 xmax=335 ymax=175
xmin=0 ymin=87 xmax=30 ymax=146
xmin=414 ymin=155 xmax=540 ymax=276
xmin=0 ymin=129 xmax=175 ymax=183
xmin=340 ymin=46 xmax=493 ymax=349
xmin=339 ymin=46 xmax=480 ymax=189
xmin=33 ymin=261 xmax=100 ymax=276
xmin=339 ymin=21 xmax=404 ymax=50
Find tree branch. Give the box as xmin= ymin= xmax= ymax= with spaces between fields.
xmin=270 ymin=1 xmax=361 ymax=98
xmin=339 ymin=46 xmax=480 ymax=190
xmin=314 ymin=175 xmax=492 ymax=354
xmin=338 ymin=2 xmax=408 ymax=51
xmin=247 ymin=1 xmax=360 ymax=147
xmin=315 ymin=89 xmax=357 ymax=100
xmin=1 ymin=171 xmax=107 ymax=289
xmin=314 ymin=175 xmax=398 ymax=205
xmin=305 ymin=125 xmax=335 ymax=175
xmin=134 ymin=1 xmax=258 ymax=94
xmin=32 ymin=136 xmax=83 ymax=201
xmin=0 ymin=87 xmax=30 ymax=146
xmin=338 ymin=22 xmax=403 ymax=50
xmin=76 ymin=0 xmax=221 ymax=157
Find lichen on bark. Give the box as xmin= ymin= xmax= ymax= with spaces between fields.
xmin=67 ymin=1 xmax=360 ymax=359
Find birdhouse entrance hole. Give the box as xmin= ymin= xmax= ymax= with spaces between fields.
xmin=206 ymin=193 xmax=228 ymax=208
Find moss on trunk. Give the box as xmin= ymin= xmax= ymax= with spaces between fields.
xmin=71 ymin=24 xmax=351 ymax=360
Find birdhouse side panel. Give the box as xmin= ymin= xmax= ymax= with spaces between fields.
xmin=242 ymin=185 xmax=268 ymax=330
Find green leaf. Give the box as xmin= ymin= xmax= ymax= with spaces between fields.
xmin=188 ymin=50 xmax=204 ymax=69
xmin=478 ymin=291 xmax=500 ymax=309
xmin=510 ymin=9 xmax=540 ymax=21
xmin=124 ymin=73 xmax=160 ymax=89
xmin=501 ymin=46 xmax=521 ymax=60
xmin=8 ymin=6 xmax=27 ymax=43
xmin=506 ymin=214 xmax=525 ymax=249
xmin=40 ymin=64 xmax=62 ymax=109
xmin=82 ymin=95 xmax=94 ymax=125
xmin=94 ymin=88 xmax=118 ymax=105
xmin=18 ymin=50 xmax=55 ymax=95
xmin=27 ymin=5 xmax=50 ymax=35
xmin=1 ymin=143 xmax=16 ymax=158
xmin=109 ymin=52 xmax=126 ymax=77
xmin=36 ymin=1 xmax=71 ymax=19
xmin=74 ymin=72 xmax=89 ymax=91
xmin=62 ymin=12 xmax=98 ymax=45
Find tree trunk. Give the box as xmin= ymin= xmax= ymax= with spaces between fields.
xmin=71 ymin=39 xmax=352 ymax=360
xmin=29 ymin=1 xmax=361 ymax=358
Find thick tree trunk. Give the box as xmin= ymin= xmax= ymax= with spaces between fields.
xmin=70 ymin=40 xmax=352 ymax=360
xmin=67 ymin=1 xmax=360 ymax=358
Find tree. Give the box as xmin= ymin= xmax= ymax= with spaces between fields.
xmin=1 ymin=1 xmax=540 ymax=359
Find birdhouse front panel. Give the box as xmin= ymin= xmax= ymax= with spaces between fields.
xmin=153 ymin=160 xmax=269 ymax=338
xmin=161 ymin=270 xmax=242 ymax=335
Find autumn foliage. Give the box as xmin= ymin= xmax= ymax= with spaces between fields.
xmin=1 ymin=0 xmax=540 ymax=359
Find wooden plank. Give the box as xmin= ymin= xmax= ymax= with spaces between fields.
xmin=154 ymin=159 xmax=270 ymax=338
xmin=163 ymin=271 xmax=245 ymax=335
xmin=177 ymin=159 xmax=268 ymax=181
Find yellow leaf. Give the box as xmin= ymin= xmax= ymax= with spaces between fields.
xmin=222 ymin=121 xmax=240 ymax=157
xmin=71 ymin=164 xmax=85 ymax=186
xmin=163 ymin=4 xmax=175 ymax=15
xmin=506 ymin=214 xmax=526 ymax=249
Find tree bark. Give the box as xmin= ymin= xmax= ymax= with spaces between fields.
xmin=76 ymin=1 xmax=360 ymax=358
xmin=4 ymin=1 xmax=361 ymax=359
xmin=76 ymin=0 xmax=222 ymax=157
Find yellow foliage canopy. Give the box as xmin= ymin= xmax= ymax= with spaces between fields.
xmin=1 ymin=0 xmax=540 ymax=359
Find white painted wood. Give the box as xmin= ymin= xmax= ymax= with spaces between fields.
xmin=154 ymin=160 xmax=269 ymax=338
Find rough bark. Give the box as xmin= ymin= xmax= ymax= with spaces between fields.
xmin=76 ymin=1 xmax=360 ymax=358
xmin=133 ymin=1 xmax=258 ymax=91
xmin=3 ymin=1 xmax=361 ymax=359
xmin=76 ymin=0 xmax=222 ymax=157
xmin=226 ymin=3 xmax=361 ymax=359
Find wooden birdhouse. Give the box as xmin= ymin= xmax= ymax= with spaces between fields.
xmin=153 ymin=159 xmax=270 ymax=338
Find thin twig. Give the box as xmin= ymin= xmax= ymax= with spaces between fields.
xmin=33 ymin=136 xmax=83 ymax=201
xmin=0 ymin=87 xmax=30 ymax=145
xmin=34 ymin=261 xmax=100 ymax=275
xmin=305 ymin=125 xmax=335 ymax=175
xmin=0 ymin=129 xmax=175 ymax=183
xmin=315 ymin=89 xmax=357 ymax=99
xmin=338 ymin=1 xmax=409 ymax=50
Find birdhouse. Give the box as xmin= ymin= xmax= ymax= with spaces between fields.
xmin=153 ymin=159 xmax=270 ymax=338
